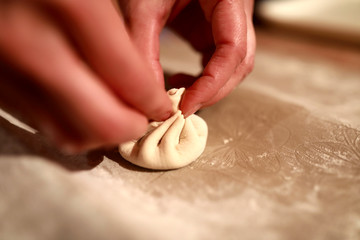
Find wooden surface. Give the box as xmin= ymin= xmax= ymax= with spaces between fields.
xmin=1 ymin=28 xmax=360 ymax=240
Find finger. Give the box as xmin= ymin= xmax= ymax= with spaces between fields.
xmin=201 ymin=62 xmax=249 ymax=108
xmin=201 ymin=10 xmax=256 ymax=107
xmin=167 ymin=0 xmax=214 ymax=53
xmin=0 ymin=3 xmax=80 ymax=145
xmin=0 ymin=3 xmax=148 ymax=152
xmin=43 ymin=0 xmax=172 ymax=121
xmin=120 ymin=0 xmax=175 ymax=86
xmin=0 ymin=60 xmax=81 ymax=146
xmin=180 ymin=0 xmax=248 ymax=116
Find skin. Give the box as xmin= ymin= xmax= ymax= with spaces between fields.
xmin=0 ymin=0 xmax=255 ymax=153
xmin=120 ymin=0 xmax=256 ymax=115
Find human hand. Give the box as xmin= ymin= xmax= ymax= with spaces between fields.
xmin=0 ymin=0 xmax=172 ymax=153
xmin=118 ymin=0 xmax=256 ymax=117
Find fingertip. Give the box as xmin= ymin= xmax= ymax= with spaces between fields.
xmin=147 ymin=92 xmax=173 ymax=121
xmin=180 ymin=89 xmax=203 ymax=118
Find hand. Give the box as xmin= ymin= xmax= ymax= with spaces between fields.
xmin=118 ymin=0 xmax=256 ymax=117
xmin=0 ymin=0 xmax=172 ymax=153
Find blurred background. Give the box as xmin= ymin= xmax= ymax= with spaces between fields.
xmin=255 ymin=0 xmax=360 ymax=46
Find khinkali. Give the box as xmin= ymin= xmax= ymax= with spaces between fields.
xmin=119 ymin=88 xmax=208 ymax=170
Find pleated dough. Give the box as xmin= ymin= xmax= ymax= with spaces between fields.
xmin=119 ymin=88 xmax=208 ymax=170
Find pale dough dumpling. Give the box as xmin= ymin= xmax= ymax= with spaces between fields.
xmin=119 ymin=88 xmax=208 ymax=170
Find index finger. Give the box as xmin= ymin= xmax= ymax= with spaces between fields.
xmin=43 ymin=0 xmax=173 ymax=121
xmin=180 ymin=0 xmax=248 ymax=116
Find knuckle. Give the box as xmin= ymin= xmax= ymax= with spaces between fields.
xmin=226 ymin=40 xmax=246 ymax=63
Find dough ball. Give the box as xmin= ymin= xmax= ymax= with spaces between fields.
xmin=119 ymin=88 xmax=208 ymax=170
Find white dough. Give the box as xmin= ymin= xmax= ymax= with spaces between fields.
xmin=119 ymin=88 xmax=208 ymax=170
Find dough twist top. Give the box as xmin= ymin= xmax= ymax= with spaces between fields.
xmin=119 ymin=88 xmax=208 ymax=170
